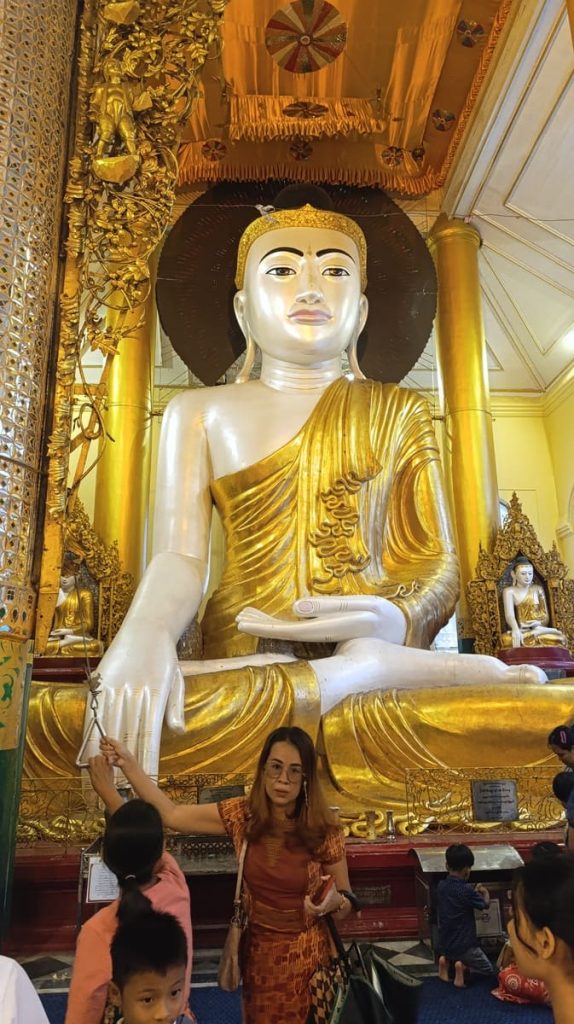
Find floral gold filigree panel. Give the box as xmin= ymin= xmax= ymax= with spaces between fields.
xmin=35 ymin=0 xmax=229 ymax=652
xmin=405 ymin=766 xmax=564 ymax=835
xmin=17 ymin=772 xmax=250 ymax=850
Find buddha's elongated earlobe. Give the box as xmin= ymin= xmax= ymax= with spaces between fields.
xmin=347 ymin=294 xmax=368 ymax=379
xmin=235 ymin=334 xmax=257 ymax=383
xmin=347 ymin=334 xmax=366 ymax=380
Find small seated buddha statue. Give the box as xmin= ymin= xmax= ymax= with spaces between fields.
xmin=44 ymin=556 xmax=104 ymax=658
xmin=500 ymin=556 xmax=568 ymax=649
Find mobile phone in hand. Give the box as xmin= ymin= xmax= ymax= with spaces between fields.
xmin=310 ymin=876 xmax=335 ymax=905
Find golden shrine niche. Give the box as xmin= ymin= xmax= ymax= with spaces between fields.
xmin=43 ymin=501 xmax=135 ymax=657
xmin=467 ymin=492 xmax=574 ymax=659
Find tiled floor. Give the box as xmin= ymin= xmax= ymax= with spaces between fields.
xmin=18 ymin=953 xmax=74 ymax=993
xmin=366 ymin=938 xmax=436 ymax=976
xmin=19 ymin=938 xmax=437 ymax=995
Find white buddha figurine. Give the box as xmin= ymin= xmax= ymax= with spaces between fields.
xmin=501 ymin=556 xmax=568 ymax=649
xmin=79 ymin=193 xmax=548 ymax=777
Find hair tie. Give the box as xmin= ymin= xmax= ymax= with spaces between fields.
xmin=124 ymin=873 xmax=136 ymax=881
xmin=561 ymin=730 xmax=568 ymax=745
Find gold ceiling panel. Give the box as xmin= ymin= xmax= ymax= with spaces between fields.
xmin=177 ymin=0 xmax=513 ymax=196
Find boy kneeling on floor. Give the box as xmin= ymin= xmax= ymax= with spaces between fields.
xmin=437 ymin=843 xmax=494 ymax=987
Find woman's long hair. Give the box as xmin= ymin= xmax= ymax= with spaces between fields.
xmin=247 ymin=726 xmax=337 ymax=854
xmin=512 ymin=857 xmax=574 ymax=963
xmin=103 ymin=799 xmax=164 ymax=924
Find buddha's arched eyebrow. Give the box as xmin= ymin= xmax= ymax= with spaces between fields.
xmin=259 ymin=246 xmax=304 ymax=262
xmin=316 ymin=248 xmax=355 ymax=262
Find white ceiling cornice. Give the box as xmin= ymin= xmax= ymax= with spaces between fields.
xmin=442 ymin=0 xmax=566 ymax=217
xmin=406 ymin=0 xmax=574 ymax=397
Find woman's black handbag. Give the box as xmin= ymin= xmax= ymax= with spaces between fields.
xmin=358 ymin=943 xmax=422 ymax=1024
xmin=308 ymin=915 xmax=422 ymax=1024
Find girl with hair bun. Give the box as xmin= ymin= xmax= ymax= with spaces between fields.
xmin=508 ymin=856 xmax=574 ymax=1024
xmin=65 ymin=761 xmax=192 ymax=1024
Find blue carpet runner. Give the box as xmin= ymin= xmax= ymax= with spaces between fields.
xmin=41 ymin=977 xmax=553 ymax=1024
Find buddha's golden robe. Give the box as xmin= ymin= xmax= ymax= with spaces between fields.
xmin=500 ymin=585 xmax=568 ymax=648
xmin=26 ymin=378 xmax=574 ymax=813
xmin=202 ymin=377 xmax=459 ymax=654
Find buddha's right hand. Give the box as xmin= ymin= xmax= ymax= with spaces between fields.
xmin=80 ymin=621 xmax=185 ymax=777
xmin=511 ymin=628 xmax=523 ymax=648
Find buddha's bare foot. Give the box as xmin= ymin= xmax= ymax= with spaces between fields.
xmin=507 ymin=665 xmax=548 ymax=685
xmin=454 ymin=961 xmax=465 ymax=988
xmin=438 ymin=956 xmax=449 ymax=982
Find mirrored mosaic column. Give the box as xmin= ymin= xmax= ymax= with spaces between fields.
xmin=0 ymin=0 xmax=77 ymax=942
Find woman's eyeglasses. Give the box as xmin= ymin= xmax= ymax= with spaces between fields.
xmin=265 ymin=759 xmax=304 ymax=784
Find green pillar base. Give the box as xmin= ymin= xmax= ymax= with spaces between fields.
xmin=0 ymin=639 xmax=32 ymax=947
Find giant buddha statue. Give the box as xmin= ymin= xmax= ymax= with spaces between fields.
xmin=27 ymin=187 xmax=574 ymax=816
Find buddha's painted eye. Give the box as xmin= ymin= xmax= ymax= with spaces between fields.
xmin=266 ymin=266 xmax=296 ymax=276
xmin=322 ymin=267 xmax=350 ymax=277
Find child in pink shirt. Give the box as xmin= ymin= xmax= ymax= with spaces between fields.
xmin=65 ymin=759 xmax=192 ymax=1024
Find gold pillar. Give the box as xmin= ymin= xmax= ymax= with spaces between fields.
xmin=93 ymin=287 xmax=155 ymax=582
xmin=568 ymin=0 xmax=574 ymax=48
xmin=428 ymin=215 xmax=499 ymax=650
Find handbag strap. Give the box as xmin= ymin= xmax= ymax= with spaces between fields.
xmin=233 ymin=839 xmax=248 ymax=908
xmin=324 ymin=911 xmax=347 ymax=960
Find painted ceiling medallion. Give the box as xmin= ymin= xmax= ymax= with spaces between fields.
xmin=283 ymin=100 xmax=328 ymax=118
xmin=432 ymin=109 xmax=456 ymax=132
xmin=457 ymin=20 xmax=485 ymax=47
xmin=289 ymin=137 xmax=313 ymax=160
xmin=265 ymin=1 xmax=347 ymax=74
xmin=381 ymin=146 xmax=403 ymax=167
xmin=201 ymin=139 xmax=227 ymax=161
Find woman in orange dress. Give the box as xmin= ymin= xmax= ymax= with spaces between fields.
xmin=100 ymin=726 xmax=354 ymax=1024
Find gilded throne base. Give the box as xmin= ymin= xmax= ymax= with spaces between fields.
xmin=25 ymin=670 xmax=574 ymax=826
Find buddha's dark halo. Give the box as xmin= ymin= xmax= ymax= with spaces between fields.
xmin=156 ymin=181 xmax=437 ymax=386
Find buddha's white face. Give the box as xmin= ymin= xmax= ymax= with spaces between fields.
xmin=513 ymin=563 xmax=534 ymax=587
xmin=234 ymin=226 xmax=368 ymax=366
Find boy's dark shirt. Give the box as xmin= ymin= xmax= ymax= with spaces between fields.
xmin=437 ymin=873 xmax=487 ymax=957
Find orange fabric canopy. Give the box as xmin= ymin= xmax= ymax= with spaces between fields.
xmin=178 ymin=0 xmax=513 ymax=196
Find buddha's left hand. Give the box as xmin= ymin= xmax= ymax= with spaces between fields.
xmin=236 ymin=595 xmax=407 ymax=646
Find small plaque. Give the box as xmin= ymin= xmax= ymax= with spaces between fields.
xmin=87 ymin=855 xmax=120 ymax=903
xmin=198 ymin=784 xmax=244 ymax=804
xmin=475 ymin=898 xmax=502 ymax=937
xmin=471 ymin=779 xmax=519 ymax=823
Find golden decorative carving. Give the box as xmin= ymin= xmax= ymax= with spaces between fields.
xmin=16 ymin=773 xmax=249 ymax=849
xmin=405 ymin=765 xmax=565 ymax=834
xmin=467 ymin=493 xmax=574 ymax=656
xmin=35 ymin=0 xmax=229 ymax=652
